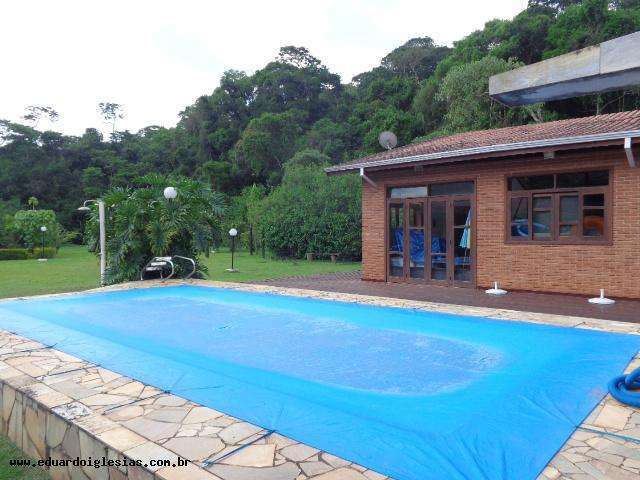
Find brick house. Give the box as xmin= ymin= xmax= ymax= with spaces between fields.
xmin=326 ymin=110 xmax=640 ymax=299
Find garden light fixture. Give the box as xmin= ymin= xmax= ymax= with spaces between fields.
xmin=227 ymin=228 xmax=238 ymax=272
xmin=588 ymin=289 xmax=615 ymax=305
xmin=485 ymin=281 xmax=507 ymax=296
xmin=163 ymin=186 xmax=177 ymax=200
xmin=38 ymin=225 xmax=47 ymax=262
xmin=78 ymin=199 xmax=106 ymax=286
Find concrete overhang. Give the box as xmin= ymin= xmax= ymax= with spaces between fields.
xmin=490 ymin=31 xmax=640 ymax=106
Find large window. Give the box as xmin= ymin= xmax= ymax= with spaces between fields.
xmin=507 ymin=170 xmax=609 ymax=243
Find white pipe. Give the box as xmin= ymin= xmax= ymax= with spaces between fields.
xmin=97 ymin=200 xmax=106 ymax=286
xmin=624 ymin=137 xmax=636 ymax=167
xmin=359 ymin=167 xmax=377 ymax=188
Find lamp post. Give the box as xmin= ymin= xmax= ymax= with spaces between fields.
xmin=78 ymin=200 xmax=106 ymax=286
xmin=38 ymin=225 xmax=47 ymax=262
xmin=226 ymin=228 xmax=238 ymax=272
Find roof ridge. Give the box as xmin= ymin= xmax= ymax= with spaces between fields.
xmin=344 ymin=109 xmax=640 ymax=167
xmin=417 ymin=110 xmax=640 ymax=147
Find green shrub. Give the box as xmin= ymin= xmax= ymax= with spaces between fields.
xmin=222 ymin=184 xmax=266 ymax=251
xmin=0 ymin=215 xmax=17 ymax=248
xmin=13 ymin=210 xmax=64 ymax=249
xmin=0 ymin=247 xmax=57 ymax=260
xmin=85 ymin=174 xmax=225 ymax=284
xmin=0 ymin=248 xmax=30 ymax=260
xmin=0 ymin=199 xmax=19 ymax=248
xmin=31 ymin=247 xmax=57 ymax=259
xmin=256 ymin=161 xmax=361 ymax=260
xmin=61 ymin=230 xmax=82 ymax=245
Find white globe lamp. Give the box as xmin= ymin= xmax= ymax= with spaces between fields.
xmin=163 ymin=186 xmax=177 ymax=200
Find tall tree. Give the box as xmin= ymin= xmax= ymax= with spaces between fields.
xmin=234 ymin=110 xmax=304 ymax=185
xmin=98 ymin=102 xmax=125 ymax=135
xmin=381 ymin=37 xmax=451 ymax=80
xmin=277 ymin=46 xmax=321 ymax=69
xmin=21 ymin=105 xmax=59 ymax=129
xmin=437 ymin=56 xmax=538 ymax=133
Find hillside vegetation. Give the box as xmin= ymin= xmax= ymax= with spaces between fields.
xmin=2 ymin=0 xmax=640 ymax=258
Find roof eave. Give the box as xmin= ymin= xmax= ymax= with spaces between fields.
xmin=325 ymin=130 xmax=640 ymax=174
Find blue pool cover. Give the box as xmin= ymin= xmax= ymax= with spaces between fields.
xmin=0 ymin=285 xmax=638 ymax=480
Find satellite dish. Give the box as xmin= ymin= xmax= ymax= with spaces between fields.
xmin=378 ymin=131 xmax=397 ymax=150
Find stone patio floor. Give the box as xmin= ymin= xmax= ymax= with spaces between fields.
xmin=0 ymin=279 xmax=639 ymax=480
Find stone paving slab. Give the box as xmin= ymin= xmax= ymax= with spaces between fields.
xmin=1 ymin=279 xmax=639 ymax=479
xmin=0 ymin=328 xmax=388 ymax=480
xmin=537 ymin=352 xmax=640 ymax=480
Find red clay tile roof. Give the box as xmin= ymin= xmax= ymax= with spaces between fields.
xmin=328 ymin=110 xmax=640 ymax=172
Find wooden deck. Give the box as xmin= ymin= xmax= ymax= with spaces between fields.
xmin=257 ymin=271 xmax=640 ymax=323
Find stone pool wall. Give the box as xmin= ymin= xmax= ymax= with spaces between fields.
xmin=0 ymin=359 xmax=135 ymax=480
xmin=0 ymin=327 xmax=389 ymax=480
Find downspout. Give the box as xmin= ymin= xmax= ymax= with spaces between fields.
xmin=359 ymin=167 xmax=377 ymax=188
xmin=624 ymin=137 xmax=636 ymax=167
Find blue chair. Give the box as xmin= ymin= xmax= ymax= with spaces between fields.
xmin=410 ymin=230 xmax=425 ymax=266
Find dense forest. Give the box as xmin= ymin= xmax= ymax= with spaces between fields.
xmin=2 ymin=0 xmax=640 ymax=256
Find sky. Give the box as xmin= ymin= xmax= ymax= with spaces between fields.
xmin=0 ymin=0 xmax=527 ymax=136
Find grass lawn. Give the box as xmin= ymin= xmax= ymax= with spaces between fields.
xmin=0 ymin=436 xmax=49 ymax=480
xmin=202 ymin=249 xmax=359 ymax=283
xmin=0 ymin=245 xmax=360 ymax=299
xmin=0 ymin=246 xmax=101 ymax=299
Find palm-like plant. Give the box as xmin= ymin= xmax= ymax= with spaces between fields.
xmin=85 ymin=174 xmax=225 ymax=284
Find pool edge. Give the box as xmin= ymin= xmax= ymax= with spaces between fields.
xmin=3 ymin=279 xmax=635 ymax=336
xmin=0 ymin=329 xmax=389 ymax=480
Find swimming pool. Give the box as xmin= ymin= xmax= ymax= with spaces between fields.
xmin=0 ymin=285 xmax=637 ymax=480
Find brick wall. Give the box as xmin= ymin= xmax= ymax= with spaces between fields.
xmin=360 ymin=146 xmax=640 ymax=298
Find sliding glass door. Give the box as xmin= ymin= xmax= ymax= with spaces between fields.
xmin=427 ymin=197 xmax=473 ymax=286
xmin=387 ymin=183 xmax=474 ymax=287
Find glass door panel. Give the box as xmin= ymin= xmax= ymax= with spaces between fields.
xmin=408 ymin=202 xmax=425 ymax=279
xmin=429 ymin=201 xmax=447 ymax=281
xmin=388 ymin=203 xmax=404 ymax=277
xmin=453 ymin=200 xmax=472 ymax=284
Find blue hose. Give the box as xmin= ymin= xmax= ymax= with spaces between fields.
xmin=608 ymin=367 xmax=640 ymax=407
